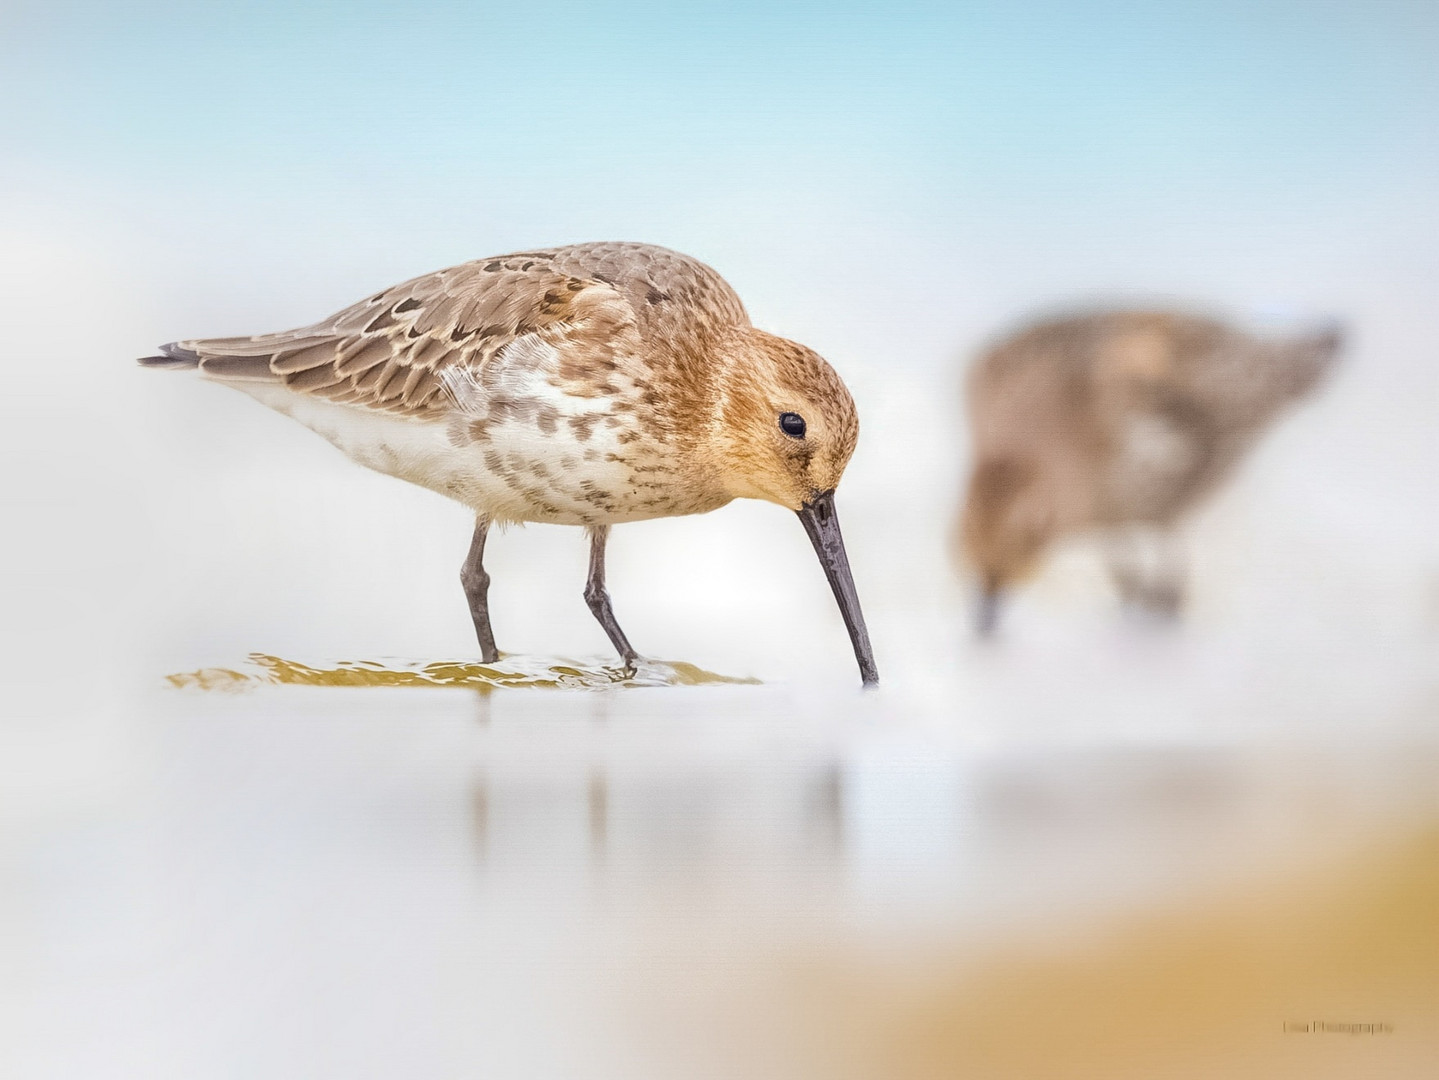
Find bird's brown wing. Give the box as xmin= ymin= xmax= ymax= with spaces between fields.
xmin=167 ymin=252 xmax=641 ymax=418
xmin=542 ymin=242 xmax=749 ymax=345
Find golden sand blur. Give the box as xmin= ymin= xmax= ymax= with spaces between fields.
xmin=659 ymin=827 xmax=1439 ymax=1080
xmin=165 ymin=652 xmax=759 ymax=691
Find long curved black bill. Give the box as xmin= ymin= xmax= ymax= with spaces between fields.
xmin=797 ymin=490 xmax=879 ymax=687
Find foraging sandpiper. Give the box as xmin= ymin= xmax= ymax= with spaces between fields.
xmin=142 ymin=242 xmax=878 ymax=684
xmin=957 ymin=309 xmax=1340 ymax=632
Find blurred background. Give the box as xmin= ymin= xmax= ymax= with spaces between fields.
xmin=2 ymin=1 xmax=1436 ymax=1077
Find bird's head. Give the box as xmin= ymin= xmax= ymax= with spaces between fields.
xmin=957 ymin=456 xmax=1057 ymax=634
xmin=710 ymin=329 xmax=860 ymax=511
xmin=707 ymin=328 xmax=876 ymax=685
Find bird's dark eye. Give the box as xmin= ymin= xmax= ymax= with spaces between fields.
xmin=779 ymin=412 xmax=807 ymax=439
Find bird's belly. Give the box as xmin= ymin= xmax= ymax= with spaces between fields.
xmin=234 ymin=383 xmax=711 ymax=526
xmin=1102 ymin=413 xmax=1212 ymax=523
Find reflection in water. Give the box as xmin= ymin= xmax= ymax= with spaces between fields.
xmin=450 ymin=719 xmax=1439 ymax=1077
xmin=589 ymin=772 xmax=608 ymax=856
xmin=470 ymin=758 xmax=848 ymax=872
xmin=164 ymin=652 xmax=760 ymax=690
xmin=472 ymin=776 xmax=490 ymax=861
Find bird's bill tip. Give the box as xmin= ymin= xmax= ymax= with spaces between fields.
xmin=797 ymin=490 xmax=879 ymax=687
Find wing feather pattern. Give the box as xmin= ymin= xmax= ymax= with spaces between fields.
xmin=160 ymin=242 xmax=751 ymax=419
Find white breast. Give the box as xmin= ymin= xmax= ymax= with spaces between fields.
xmin=230 ymin=378 xmax=648 ymax=526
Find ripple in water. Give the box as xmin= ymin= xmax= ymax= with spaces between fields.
xmin=165 ymin=653 xmax=759 ymax=691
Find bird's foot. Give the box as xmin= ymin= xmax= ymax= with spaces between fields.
xmin=1122 ymin=583 xmax=1184 ymax=622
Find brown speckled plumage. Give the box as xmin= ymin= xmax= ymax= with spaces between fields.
xmin=146 ymin=242 xmax=857 ymax=525
xmin=161 ymin=242 xmax=746 ymax=419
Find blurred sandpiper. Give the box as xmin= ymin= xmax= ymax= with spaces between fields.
xmin=141 ymin=242 xmax=878 ymax=685
xmin=957 ymin=309 xmax=1341 ymax=632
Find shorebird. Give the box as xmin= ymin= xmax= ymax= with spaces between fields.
xmin=957 ymin=309 xmax=1341 ymax=632
xmin=140 ymin=242 xmax=878 ymax=684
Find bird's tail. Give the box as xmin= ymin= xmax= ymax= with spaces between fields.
xmin=136 ymin=342 xmax=202 ymax=369
xmin=1278 ymin=320 xmax=1344 ymax=401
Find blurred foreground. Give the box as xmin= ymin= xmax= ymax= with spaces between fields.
xmin=4 ymin=660 xmax=1435 ymax=1079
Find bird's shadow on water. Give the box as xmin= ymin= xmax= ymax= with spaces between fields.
xmin=165 ymin=653 xmax=759 ymax=692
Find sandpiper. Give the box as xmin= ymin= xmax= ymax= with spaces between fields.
xmin=141 ymin=242 xmax=878 ymax=685
xmin=957 ymin=309 xmax=1340 ymax=632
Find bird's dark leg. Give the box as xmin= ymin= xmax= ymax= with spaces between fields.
xmin=975 ymin=581 xmax=1003 ymax=637
xmin=1146 ymin=531 xmax=1187 ymax=617
xmin=1106 ymin=532 xmax=1145 ymax=609
xmin=1107 ymin=529 xmax=1185 ymax=618
xmin=584 ymin=525 xmax=638 ymax=670
xmin=461 ymin=516 xmax=500 ymax=664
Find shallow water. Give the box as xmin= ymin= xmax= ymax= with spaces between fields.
xmin=6 ymin=659 xmax=1437 ymax=1079
xmin=165 ymin=653 xmax=759 ymax=691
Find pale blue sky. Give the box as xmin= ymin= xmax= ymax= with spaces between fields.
xmin=9 ymin=1 xmax=1438 ymax=200
xmin=3 ymin=0 xmax=1437 ymax=361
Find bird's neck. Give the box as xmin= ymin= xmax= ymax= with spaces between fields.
xmin=692 ymin=327 xmax=788 ymax=505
